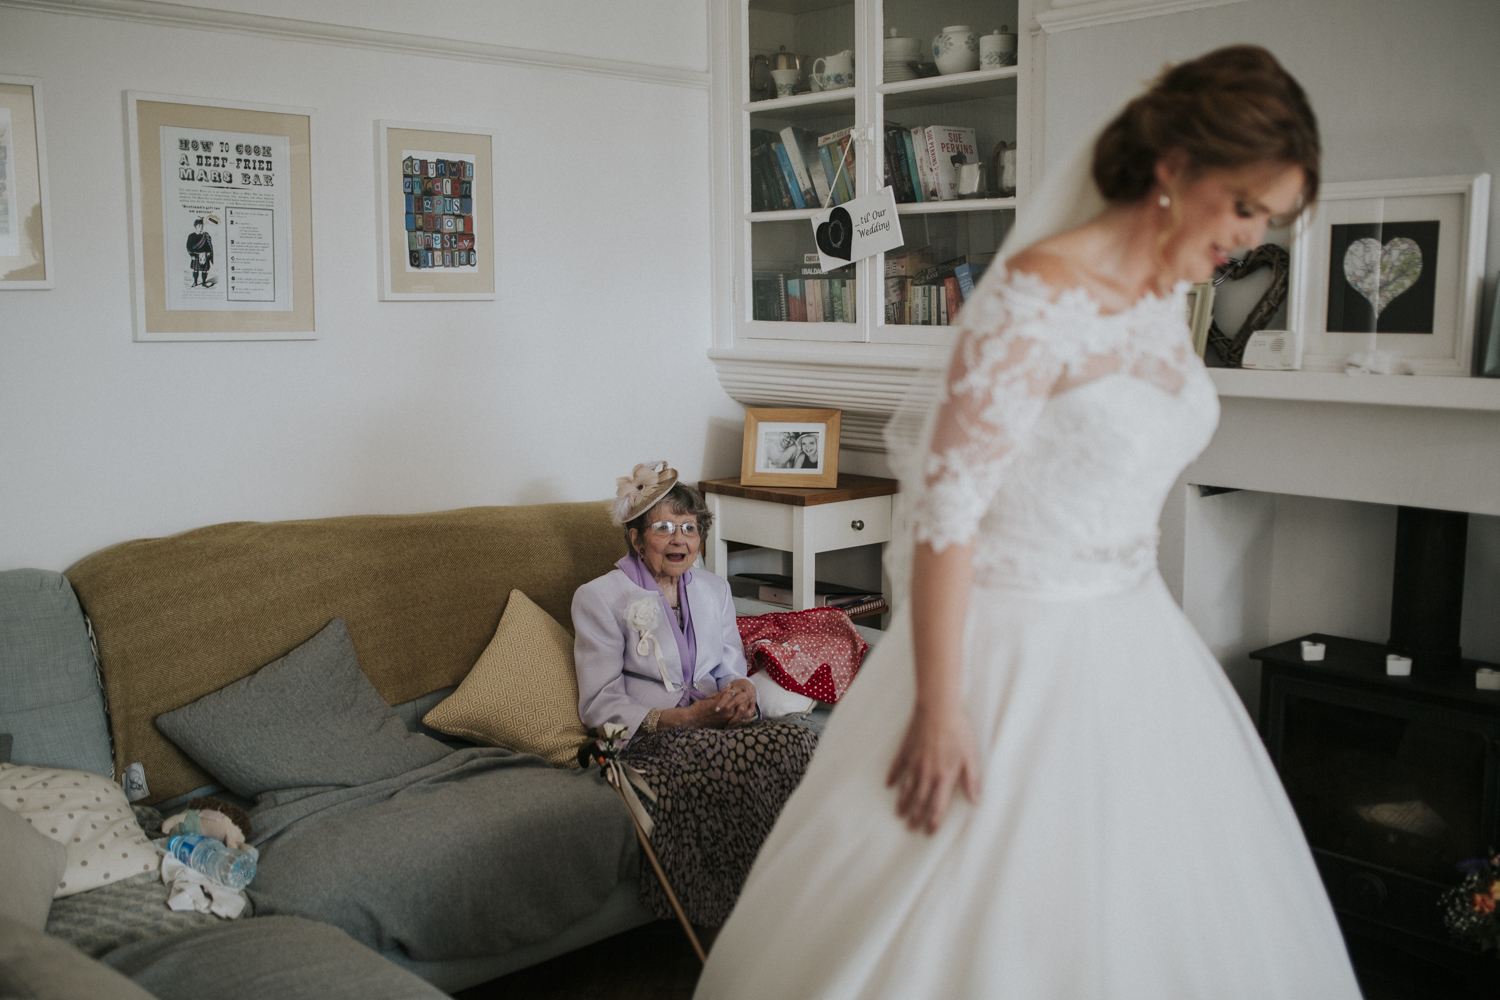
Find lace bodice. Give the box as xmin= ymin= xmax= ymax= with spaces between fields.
xmin=913 ymin=269 xmax=1219 ymax=598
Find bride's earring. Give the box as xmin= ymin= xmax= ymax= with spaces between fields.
xmin=1158 ymin=193 xmax=1171 ymax=208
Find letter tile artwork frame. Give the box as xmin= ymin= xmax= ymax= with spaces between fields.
xmin=0 ymin=75 xmax=56 ymax=289
xmin=377 ymin=120 xmax=496 ymax=300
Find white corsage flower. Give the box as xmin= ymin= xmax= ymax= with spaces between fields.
xmin=625 ymin=597 xmax=660 ymax=633
xmin=600 ymin=722 xmax=629 ymax=743
xmin=625 ymin=597 xmax=678 ymax=692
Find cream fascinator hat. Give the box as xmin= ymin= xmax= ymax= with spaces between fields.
xmin=610 ymin=460 xmax=679 ymax=526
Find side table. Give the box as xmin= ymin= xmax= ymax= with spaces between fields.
xmin=697 ymin=475 xmax=899 ymax=614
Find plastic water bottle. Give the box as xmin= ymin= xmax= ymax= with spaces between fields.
xmin=167 ymin=834 xmax=257 ymax=890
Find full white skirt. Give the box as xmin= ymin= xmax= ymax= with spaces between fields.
xmin=696 ymin=575 xmax=1361 ymax=999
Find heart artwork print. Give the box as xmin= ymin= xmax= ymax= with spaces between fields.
xmin=816 ymin=206 xmax=854 ymax=261
xmin=1343 ymin=237 xmax=1421 ymax=316
xmin=1325 ymin=220 xmax=1440 ymax=334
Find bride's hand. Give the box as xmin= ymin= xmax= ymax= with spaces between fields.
xmin=886 ymin=701 xmax=981 ymax=834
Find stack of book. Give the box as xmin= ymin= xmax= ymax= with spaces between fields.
xmin=753 ymin=253 xmax=857 ymax=323
xmin=884 ymin=124 xmax=988 ymax=203
xmin=735 ymin=573 xmax=887 ymax=619
xmin=750 ymin=126 xmax=857 ymax=212
xmin=883 ymin=250 xmax=993 ymax=326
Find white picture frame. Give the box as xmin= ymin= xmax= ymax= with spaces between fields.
xmin=375 ymin=120 xmax=496 ymax=301
xmin=0 ymin=75 xmax=56 ymax=289
xmin=1288 ymin=174 xmax=1489 ymax=375
xmin=126 ymin=91 xmax=318 ymax=341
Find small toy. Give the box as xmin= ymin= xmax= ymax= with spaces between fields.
xmin=161 ymin=796 xmax=253 ymax=850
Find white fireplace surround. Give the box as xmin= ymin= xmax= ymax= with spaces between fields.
xmin=712 ymin=345 xmax=1500 ymax=712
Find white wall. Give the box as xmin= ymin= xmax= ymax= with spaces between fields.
xmin=0 ymin=3 xmax=744 ymax=572
xmin=168 ymin=0 xmax=711 ymax=71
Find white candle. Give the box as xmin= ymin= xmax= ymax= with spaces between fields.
xmin=1300 ymin=640 xmax=1326 ymax=662
xmin=1476 ymin=668 xmax=1500 ymax=691
xmin=1386 ymin=654 xmax=1412 ymax=677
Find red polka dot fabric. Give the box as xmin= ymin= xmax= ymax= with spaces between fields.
xmin=737 ymin=608 xmax=870 ymax=704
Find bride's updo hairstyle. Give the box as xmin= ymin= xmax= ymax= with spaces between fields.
xmin=1092 ymin=45 xmax=1320 ymax=214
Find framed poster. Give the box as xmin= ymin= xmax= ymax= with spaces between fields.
xmin=126 ymin=92 xmax=315 ymax=341
xmin=0 ymin=75 xmax=55 ymax=289
xmin=376 ymin=120 xmax=496 ymax=300
xmin=741 ymin=408 xmax=841 ymax=488
xmin=1288 ymin=175 xmax=1489 ymax=375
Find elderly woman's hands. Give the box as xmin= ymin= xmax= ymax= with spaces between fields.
xmin=717 ymin=678 xmax=759 ymax=727
xmin=658 ymin=679 xmax=758 ymax=731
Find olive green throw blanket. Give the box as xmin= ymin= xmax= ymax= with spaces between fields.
xmin=66 ymin=503 xmax=625 ymax=805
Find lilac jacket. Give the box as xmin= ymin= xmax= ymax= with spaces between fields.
xmin=572 ymin=568 xmax=749 ymax=739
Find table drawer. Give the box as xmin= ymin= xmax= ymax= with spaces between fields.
xmin=807 ymin=495 xmax=892 ymax=551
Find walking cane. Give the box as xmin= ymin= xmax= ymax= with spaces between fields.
xmin=582 ymin=727 xmax=707 ymax=964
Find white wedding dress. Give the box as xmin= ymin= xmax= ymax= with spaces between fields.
xmin=694 ymin=265 xmax=1363 ymax=997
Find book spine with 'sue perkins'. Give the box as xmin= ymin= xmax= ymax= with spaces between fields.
xmin=921 ymin=125 xmax=978 ymax=202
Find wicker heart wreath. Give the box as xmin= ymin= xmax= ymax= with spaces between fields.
xmin=1207 ymin=243 xmax=1291 ymax=368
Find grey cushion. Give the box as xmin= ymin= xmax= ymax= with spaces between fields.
xmin=0 ymin=803 xmax=66 ymax=931
xmin=0 ymin=570 xmax=113 ymax=777
xmin=0 ymin=913 xmax=157 ymax=1000
xmin=155 ymin=619 xmax=451 ymax=798
xmin=102 ymin=915 xmax=449 ymax=1000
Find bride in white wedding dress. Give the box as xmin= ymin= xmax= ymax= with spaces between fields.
xmin=697 ymin=47 xmax=1362 ymax=999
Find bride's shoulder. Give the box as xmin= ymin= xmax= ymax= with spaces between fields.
xmin=971 ymin=246 xmax=1097 ymax=324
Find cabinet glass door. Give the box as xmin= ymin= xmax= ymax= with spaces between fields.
xmin=746 ymin=0 xmax=861 ymax=337
xmin=876 ymin=1 xmax=1018 ymax=343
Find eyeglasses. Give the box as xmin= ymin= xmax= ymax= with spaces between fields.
xmin=646 ymin=521 xmax=700 ymax=538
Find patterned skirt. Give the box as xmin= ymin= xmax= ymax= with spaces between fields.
xmin=622 ymin=721 xmax=818 ymax=927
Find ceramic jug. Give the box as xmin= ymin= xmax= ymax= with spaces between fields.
xmin=932 ymin=25 xmax=979 ymax=75
xmin=812 ymin=49 xmax=855 ymax=90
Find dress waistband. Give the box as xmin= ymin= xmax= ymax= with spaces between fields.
xmin=973 ymin=531 xmax=1159 ymax=600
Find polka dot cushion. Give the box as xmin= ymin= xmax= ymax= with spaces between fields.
xmin=737 ymin=608 xmax=870 ymax=704
xmin=0 ymin=763 xmax=158 ymax=898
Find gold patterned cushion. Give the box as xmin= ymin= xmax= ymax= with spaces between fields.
xmin=422 ymin=591 xmax=588 ymax=767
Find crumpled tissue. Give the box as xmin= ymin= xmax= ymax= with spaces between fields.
xmin=159 ymin=847 xmax=254 ymax=920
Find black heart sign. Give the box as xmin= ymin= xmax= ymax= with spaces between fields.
xmin=816 ymin=207 xmax=853 ymax=261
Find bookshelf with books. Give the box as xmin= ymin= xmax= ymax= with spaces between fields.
xmin=713 ymin=0 xmax=1036 ymax=448
xmin=729 ymin=0 xmax=1027 ymax=349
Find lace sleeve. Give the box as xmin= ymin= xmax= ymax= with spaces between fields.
xmin=911 ymin=281 xmax=1064 ymax=552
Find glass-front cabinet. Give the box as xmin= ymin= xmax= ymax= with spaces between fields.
xmin=726 ymin=0 xmax=1029 ymax=348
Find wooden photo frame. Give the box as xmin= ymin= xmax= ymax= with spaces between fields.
xmin=126 ymin=91 xmax=316 ymax=341
xmin=376 ymin=120 xmax=496 ymax=301
xmin=741 ymin=408 xmax=841 ymax=488
xmin=0 ymin=75 xmax=55 ymax=289
xmin=1288 ymin=174 xmax=1489 ymax=375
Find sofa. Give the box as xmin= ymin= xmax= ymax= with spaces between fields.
xmin=0 ymin=501 xmax=681 ymax=995
xmin=2 ymin=500 xmax=871 ymax=997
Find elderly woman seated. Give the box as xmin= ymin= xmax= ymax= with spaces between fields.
xmin=572 ymin=461 xmax=818 ymax=928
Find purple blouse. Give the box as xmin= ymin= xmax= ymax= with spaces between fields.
xmin=617 ymin=553 xmax=705 ymax=707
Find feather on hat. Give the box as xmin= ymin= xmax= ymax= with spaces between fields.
xmin=611 ymin=460 xmax=680 ymax=526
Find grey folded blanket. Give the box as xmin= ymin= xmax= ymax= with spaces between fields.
xmin=246 ymin=746 xmax=639 ymax=962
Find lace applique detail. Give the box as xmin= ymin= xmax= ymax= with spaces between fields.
xmin=911 ymin=269 xmax=1199 ymax=554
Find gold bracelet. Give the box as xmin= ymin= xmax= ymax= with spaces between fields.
xmin=639 ymin=708 xmax=663 ymax=736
